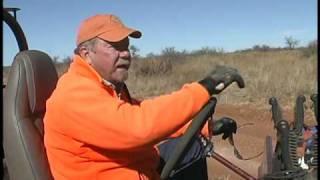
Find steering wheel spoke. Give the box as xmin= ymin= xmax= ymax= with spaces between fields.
xmin=160 ymin=97 xmax=217 ymax=179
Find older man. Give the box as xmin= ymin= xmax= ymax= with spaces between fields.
xmin=44 ymin=14 xmax=244 ymax=180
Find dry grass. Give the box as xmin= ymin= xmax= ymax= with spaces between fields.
xmin=3 ymin=49 xmax=317 ymax=109
xmin=126 ymin=50 xmax=317 ymax=109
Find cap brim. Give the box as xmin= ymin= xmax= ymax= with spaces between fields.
xmin=98 ymin=27 xmax=142 ymax=42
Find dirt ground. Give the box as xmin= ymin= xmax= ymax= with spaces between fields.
xmin=205 ymin=103 xmax=317 ymax=180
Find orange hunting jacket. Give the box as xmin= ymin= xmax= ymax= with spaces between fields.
xmin=44 ymin=55 xmax=211 ymax=180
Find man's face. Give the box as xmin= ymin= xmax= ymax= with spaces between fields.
xmin=87 ymin=38 xmax=131 ymax=84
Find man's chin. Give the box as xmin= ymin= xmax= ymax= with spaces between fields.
xmin=112 ymin=74 xmax=129 ymax=83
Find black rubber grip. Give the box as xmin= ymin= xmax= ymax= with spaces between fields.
xmin=269 ymin=97 xmax=283 ymax=127
xmin=294 ymin=95 xmax=306 ymax=134
xmin=311 ymin=94 xmax=318 ymax=120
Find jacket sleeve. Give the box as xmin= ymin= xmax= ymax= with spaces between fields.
xmin=168 ymin=121 xmax=210 ymax=138
xmin=130 ymin=94 xmax=211 ymax=138
xmin=49 ymin=81 xmax=210 ymax=151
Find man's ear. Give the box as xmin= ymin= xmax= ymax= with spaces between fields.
xmin=79 ymin=46 xmax=90 ymax=58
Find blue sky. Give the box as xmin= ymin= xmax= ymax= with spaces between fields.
xmin=3 ymin=0 xmax=317 ymax=66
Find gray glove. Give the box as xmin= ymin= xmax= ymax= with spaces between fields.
xmin=199 ymin=65 xmax=245 ymax=95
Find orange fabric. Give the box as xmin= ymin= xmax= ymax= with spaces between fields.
xmin=76 ymin=14 xmax=141 ymax=45
xmin=44 ymin=55 xmax=211 ymax=180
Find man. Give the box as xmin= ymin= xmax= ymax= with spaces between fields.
xmin=44 ymin=14 xmax=244 ymax=180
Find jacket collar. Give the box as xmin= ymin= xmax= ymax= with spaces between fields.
xmin=69 ymin=55 xmax=133 ymax=101
xmin=69 ymin=55 xmax=116 ymax=90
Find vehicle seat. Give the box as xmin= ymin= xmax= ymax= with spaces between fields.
xmin=3 ymin=50 xmax=58 ymax=180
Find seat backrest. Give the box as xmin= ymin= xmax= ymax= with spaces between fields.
xmin=3 ymin=50 xmax=58 ymax=180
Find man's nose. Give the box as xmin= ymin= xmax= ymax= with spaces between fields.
xmin=119 ymin=50 xmax=131 ymax=59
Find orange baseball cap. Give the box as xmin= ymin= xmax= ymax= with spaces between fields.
xmin=76 ymin=14 xmax=142 ymax=45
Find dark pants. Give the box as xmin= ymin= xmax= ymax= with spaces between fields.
xmin=157 ymin=136 xmax=208 ymax=180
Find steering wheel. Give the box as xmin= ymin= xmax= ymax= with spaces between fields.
xmin=160 ymin=97 xmax=217 ymax=179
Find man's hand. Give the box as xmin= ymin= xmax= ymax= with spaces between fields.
xmin=199 ymin=65 xmax=245 ymax=95
xmin=211 ymin=117 xmax=237 ymax=140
